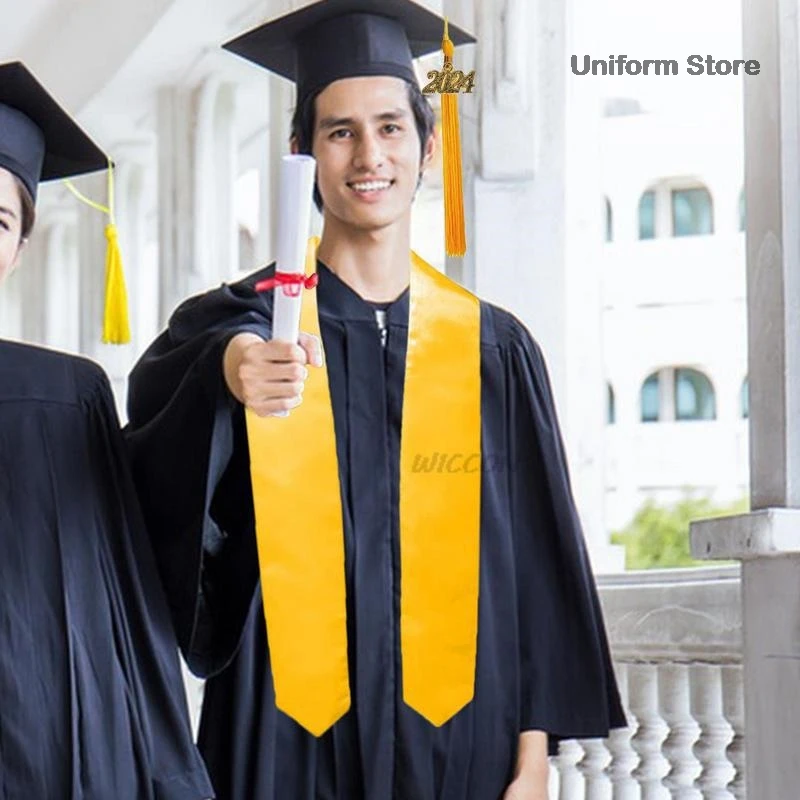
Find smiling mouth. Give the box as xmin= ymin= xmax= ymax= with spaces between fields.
xmin=347 ymin=179 xmax=394 ymax=193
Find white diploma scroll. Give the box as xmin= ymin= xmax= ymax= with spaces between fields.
xmin=271 ymin=154 xmax=317 ymax=343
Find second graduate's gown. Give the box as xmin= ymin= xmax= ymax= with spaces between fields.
xmin=0 ymin=341 xmax=213 ymax=800
xmin=125 ymin=263 xmax=627 ymax=800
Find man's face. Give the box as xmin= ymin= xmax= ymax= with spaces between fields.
xmin=0 ymin=168 xmax=24 ymax=284
xmin=311 ymin=75 xmax=434 ymax=234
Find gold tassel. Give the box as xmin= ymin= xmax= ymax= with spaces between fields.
xmin=441 ymin=19 xmax=466 ymax=257
xmin=102 ymin=223 xmax=130 ymax=344
xmin=64 ymin=160 xmax=131 ymax=344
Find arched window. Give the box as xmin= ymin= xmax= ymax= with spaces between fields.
xmin=607 ymin=383 xmax=616 ymax=424
xmin=739 ymin=188 xmax=745 ymax=232
xmin=741 ymin=377 xmax=749 ymax=419
xmin=674 ymin=368 xmax=716 ymax=420
xmin=672 ymin=186 xmax=714 ymax=236
xmin=604 ymin=197 xmax=613 ymax=242
xmin=640 ymin=372 xmax=660 ymax=422
xmin=638 ymin=190 xmax=656 ymax=240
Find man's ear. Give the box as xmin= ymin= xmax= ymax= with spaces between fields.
xmin=421 ymin=132 xmax=436 ymax=172
xmin=290 ymin=137 xmax=300 ymax=155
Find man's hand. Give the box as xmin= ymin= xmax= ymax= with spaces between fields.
xmin=223 ymin=331 xmax=324 ymax=416
xmin=502 ymin=730 xmax=549 ymax=799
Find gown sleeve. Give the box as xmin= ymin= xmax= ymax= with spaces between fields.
xmin=125 ymin=270 xmax=273 ymax=678
xmin=501 ymin=312 xmax=627 ymax=752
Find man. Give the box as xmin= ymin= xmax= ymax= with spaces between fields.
xmin=125 ymin=2 xmax=626 ymax=798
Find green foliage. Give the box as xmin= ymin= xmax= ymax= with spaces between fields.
xmin=611 ymin=495 xmax=748 ymax=570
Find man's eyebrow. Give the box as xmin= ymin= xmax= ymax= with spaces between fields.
xmin=0 ymin=206 xmax=17 ymax=220
xmin=375 ymin=108 xmax=410 ymax=121
xmin=317 ymin=108 xmax=411 ymax=130
xmin=318 ymin=115 xmax=355 ymax=130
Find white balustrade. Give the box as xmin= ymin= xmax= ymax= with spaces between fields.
xmin=549 ymin=566 xmax=745 ymax=799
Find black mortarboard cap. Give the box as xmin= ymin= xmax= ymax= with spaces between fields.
xmin=223 ymin=0 xmax=475 ymax=104
xmin=0 ymin=61 xmax=107 ymax=203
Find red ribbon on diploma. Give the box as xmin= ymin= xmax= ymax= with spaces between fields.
xmin=255 ymin=271 xmax=319 ymax=297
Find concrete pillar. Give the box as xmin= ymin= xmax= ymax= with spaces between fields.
xmin=41 ymin=208 xmax=80 ymax=352
xmin=690 ymin=0 xmax=800 ymax=794
xmin=470 ymin=0 xmax=614 ymax=565
xmin=75 ymin=170 xmax=107 ymax=359
xmin=18 ymin=218 xmax=48 ymax=346
xmin=157 ymin=85 xmax=194 ymax=326
xmin=157 ymin=78 xmax=238 ymax=326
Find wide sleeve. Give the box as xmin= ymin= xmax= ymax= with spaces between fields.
xmin=502 ymin=315 xmax=627 ymax=751
xmin=125 ymin=271 xmax=273 ymax=678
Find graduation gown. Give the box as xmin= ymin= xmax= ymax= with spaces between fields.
xmin=125 ymin=263 xmax=627 ymax=800
xmin=0 ymin=341 xmax=213 ymax=800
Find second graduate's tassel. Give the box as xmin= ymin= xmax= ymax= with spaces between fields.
xmin=102 ymin=220 xmax=130 ymax=344
xmin=65 ymin=160 xmax=131 ymax=344
xmin=441 ymin=19 xmax=466 ymax=257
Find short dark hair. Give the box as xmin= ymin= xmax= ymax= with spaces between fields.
xmin=290 ymin=79 xmax=436 ymax=210
xmin=12 ymin=175 xmax=36 ymax=240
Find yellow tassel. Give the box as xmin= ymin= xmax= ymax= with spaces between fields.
xmin=441 ymin=19 xmax=466 ymax=257
xmin=102 ymin=223 xmax=130 ymax=344
xmin=64 ymin=160 xmax=131 ymax=345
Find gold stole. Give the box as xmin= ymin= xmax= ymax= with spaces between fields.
xmin=246 ymin=239 xmax=481 ymax=735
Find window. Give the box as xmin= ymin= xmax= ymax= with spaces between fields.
xmin=607 ymin=383 xmax=616 ymax=424
xmin=605 ymin=197 xmax=613 ymax=242
xmin=640 ymin=372 xmax=660 ymax=422
xmin=741 ymin=377 xmax=749 ymax=419
xmin=638 ymin=190 xmax=656 ymax=240
xmin=672 ymin=187 xmax=713 ymax=237
xmin=674 ymin=368 xmax=716 ymax=420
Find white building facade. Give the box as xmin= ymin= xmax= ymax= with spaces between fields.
xmin=601 ymin=106 xmax=749 ymax=531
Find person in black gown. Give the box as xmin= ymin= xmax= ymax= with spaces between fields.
xmin=125 ymin=2 xmax=628 ymax=799
xmin=0 ymin=61 xmax=214 ymax=800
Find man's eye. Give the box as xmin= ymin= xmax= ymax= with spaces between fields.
xmin=383 ymin=124 xmax=401 ymax=134
xmin=330 ymin=129 xmax=352 ymax=139
xmin=0 ymin=220 xmax=9 ymax=232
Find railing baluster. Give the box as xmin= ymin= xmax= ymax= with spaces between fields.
xmin=556 ymin=739 xmax=585 ymax=800
xmin=690 ymin=664 xmax=734 ymax=798
xmin=605 ymin=664 xmax=639 ymax=800
xmin=659 ymin=663 xmax=701 ymax=797
xmin=578 ymin=737 xmax=612 ymax=800
xmin=628 ymin=663 xmax=670 ymax=800
xmin=721 ymin=665 xmax=745 ymax=798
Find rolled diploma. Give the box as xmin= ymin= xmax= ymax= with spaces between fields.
xmin=271 ymin=154 xmax=317 ymax=343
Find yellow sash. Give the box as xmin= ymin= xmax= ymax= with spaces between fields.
xmin=246 ymin=239 xmax=481 ymax=735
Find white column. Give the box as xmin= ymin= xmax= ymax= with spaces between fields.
xmin=690 ymin=0 xmax=800 ymax=795
xmin=193 ymin=79 xmax=238 ymax=290
xmin=114 ymin=142 xmax=154 ymax=357
xmin=17 ymin=215 xmax=48 ymax=346
xmin=41 ymin=208 xmax=80 ymax=352
xmin=472 ymin=0 xmax=614 ymax=565
xmin=157 ymin=85 xmax=194 ymax=326
xmin=157 ymin=79 xmax=238 ymax=326
xmin=268 ymin=73 xmax=297 ymax=257
xmin=75 ymin=170 xmax=107 ymax=360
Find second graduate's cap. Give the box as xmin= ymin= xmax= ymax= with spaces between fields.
xmin=0 ymin=61 xmax=107 ymax=203
xmin=223 ymin=0 xmax=475 ymax=104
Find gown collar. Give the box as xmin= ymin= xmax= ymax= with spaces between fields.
xmin=316 ymin=261 xmax=409 ymax=325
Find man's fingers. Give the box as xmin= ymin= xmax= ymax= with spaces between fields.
xmin=245 ymin=360 xmax=306 ymax=383
xmin=253 ymin=340 xmax=307 ymax=364
xmin=298 ymin=332 xmax=324 ymax=367
xmin=249 ymin=395 xmax=303 ymax=417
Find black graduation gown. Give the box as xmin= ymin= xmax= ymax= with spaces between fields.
xmin=125 ymin=263 xmax=627 ymax=800
xmin=0 ymin=341 xmax=214 ymax=800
